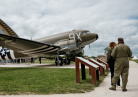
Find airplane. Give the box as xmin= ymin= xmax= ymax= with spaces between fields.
xmin=0 ymin=19 xmax=98 ymax=66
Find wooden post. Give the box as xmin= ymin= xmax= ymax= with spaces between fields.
xmin=89 ymin=67 xmax=92 ymax=75
xmin=91 ymin=67 xmax=96 ymax=84
xmin=81 ymin=63 xmax=86 ymax=80
xmin=75 ymin=58 xmax=80 ymax=83
xmin=96 ymin=69 xmax=99 ymax=81
xmin=100 ymin=67 xmax=104 ymax=76
xmin=106 ymin=64 xmax=108 ymax=72
xmin=103 ymin=68 xmax=105 ymax=75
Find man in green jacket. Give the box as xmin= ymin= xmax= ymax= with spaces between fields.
xmin=109 ymin=38 xmax=132 ymax=92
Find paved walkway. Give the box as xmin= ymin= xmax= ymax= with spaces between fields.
xmin=0 ymin=63 xmax=76 ymax=68
xmin=0 ymin=61 xmax=138 ymax=97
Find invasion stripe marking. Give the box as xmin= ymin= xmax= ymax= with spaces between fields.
xmin=23 ymin=48 xmax=60 ymax=55
xmin=23 ymin=46 xmax=52 ymax=53
xmin=1 ymin=55 xmax=5 ymax=60
xmin=23 ymin=47 xmax=55 ymax=54
xmin=44 ymin=48 xmax=59 ymax=54
xmin=10 ymin=50 xmax=15 ymax=59
xmin=7 ymin=51 xmax=12 ymax=59
xmin=5 ymin=53 xmax=9 ymax=60
xmin=21 ymin=45 xmax=48 ymax=53
xmin=23 ymin=47 xmax=59 ymax=55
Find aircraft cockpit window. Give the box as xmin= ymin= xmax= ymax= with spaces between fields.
xmin=82 ymin=31 xmax=89 ymax=35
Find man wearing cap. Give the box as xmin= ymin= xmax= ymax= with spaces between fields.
xmin=109 ymin=38 xmax=132 ymax=92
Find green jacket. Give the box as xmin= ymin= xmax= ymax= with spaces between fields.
xmin=111 ymin=43 xmax=132 ymax=60
xmin=107 ymin=48 xmax=111 ymax=63
xmin=107 ymin=48 xmax=115 ymax=63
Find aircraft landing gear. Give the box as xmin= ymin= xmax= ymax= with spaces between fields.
xmin=55 ymin=51 xmax=71 ymax=66
xmin=55 ymin=51 xmax=63 ymax=66
xmin=63 ymin=58 xmax=71 ymax=65
xmin=55 ymin=57 xmax=63 ymax=66
xmin=55 ymin=57 xmax=71 ymax=66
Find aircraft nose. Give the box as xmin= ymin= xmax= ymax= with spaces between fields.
xmin=96 ymin=34 xmax=98 ymax=40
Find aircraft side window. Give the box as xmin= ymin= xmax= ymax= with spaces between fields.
xmin=82 ymin=31 xmax=89 ymax=35
xmin=82 ymin=31 xmax=89 ymax=39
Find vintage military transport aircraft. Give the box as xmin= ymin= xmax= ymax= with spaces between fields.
xmin=0 ymin=19 xmax=98 ymax=65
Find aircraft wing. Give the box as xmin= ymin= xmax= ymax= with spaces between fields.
xmin=0 ymin=34 xmax=61 ymax=56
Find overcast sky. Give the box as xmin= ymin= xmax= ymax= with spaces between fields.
xmin=0 ymin=0 xmax=138 ymax=57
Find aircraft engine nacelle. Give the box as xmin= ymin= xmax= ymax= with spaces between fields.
xmin=54 ymin=39 xmax=79 ymax=53
xmin=0 ymin=47 xmax=16 ymax=60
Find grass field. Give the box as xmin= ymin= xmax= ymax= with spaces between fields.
xmin=31 ymin=60 xmax=55 ymax=64
xmin=133 ymin=60 xmax=138 ymax=63
xmin=130 ymin=59 xmax=138 ymax=63
xmin=0 ymin=67 xmax=108 ymax=95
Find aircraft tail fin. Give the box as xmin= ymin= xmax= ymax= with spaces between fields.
xmin=0 ymin=19 xmax=19 ymax=37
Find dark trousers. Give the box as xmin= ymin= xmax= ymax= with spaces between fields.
xmin=109 ymin=61 xmax=120 ymax=86
xmin=111 ymin=69 xmax=120 ymax=86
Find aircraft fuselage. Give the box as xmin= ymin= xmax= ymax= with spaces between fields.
xmin=35 ymin=30 xmax=98 ymax=54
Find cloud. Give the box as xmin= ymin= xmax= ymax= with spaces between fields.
xmin=0 ymin=0 xmax=138 ymax=57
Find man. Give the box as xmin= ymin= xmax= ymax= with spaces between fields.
xmin=109 ymin=38 xmax=132 ymax=92
xmin=39 ymin=57 xmax=41 ymax=64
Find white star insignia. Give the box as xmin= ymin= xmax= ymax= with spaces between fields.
xmin=1 ymin=50 xmax=5 ymax=56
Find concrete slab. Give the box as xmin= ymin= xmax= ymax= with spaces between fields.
xmin=0 ymin=61 xmax=138 ymax=97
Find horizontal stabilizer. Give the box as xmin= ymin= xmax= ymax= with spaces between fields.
xmin=0 ymin=19 xmax=19 ymax=37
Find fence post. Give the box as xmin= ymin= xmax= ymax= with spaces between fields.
xmin=91 ymin=67 xmax=96 ymax=84
xmin=75 ymin=57 xmax=80 ymax=83
xmin=81 ymin=63 xmax=86 ymax=80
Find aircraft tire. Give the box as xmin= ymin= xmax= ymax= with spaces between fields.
xmin=64 ymin=58 xmax=71 ymax=65
xmin=55 ymin=57 xmax=63 ymax=66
